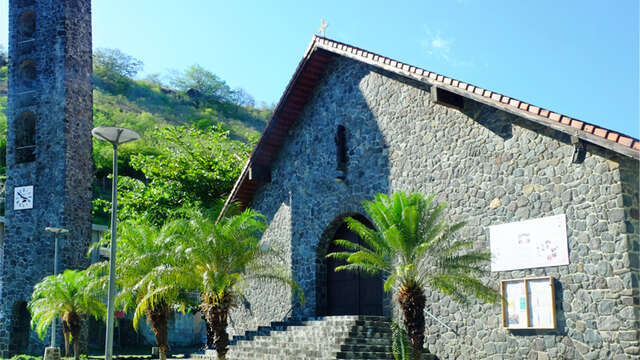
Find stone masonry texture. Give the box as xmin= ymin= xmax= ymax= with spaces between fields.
xmin=0 ymin=0 xmax=93 ymax=356
xmin=231 ymin=55 xmax=640 ymax=359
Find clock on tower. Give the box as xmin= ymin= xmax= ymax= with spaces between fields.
xmin=13 ymin=185 xmax=33 ymax=210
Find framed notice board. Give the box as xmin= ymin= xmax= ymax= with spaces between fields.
xmin=501 ymin=277 xmax=556 ymax=330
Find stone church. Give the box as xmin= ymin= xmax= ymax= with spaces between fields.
xmin=222 ymin=36 xmax=639 ymax=359
xmin=0 ymin=0 xmax=638 ymax=356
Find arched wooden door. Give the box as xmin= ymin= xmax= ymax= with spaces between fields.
xmin=326 ymin=217 xmax=382 ymax=316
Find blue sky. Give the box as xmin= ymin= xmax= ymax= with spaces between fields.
xmin=1 ymin=0 xmax=638 ymax=137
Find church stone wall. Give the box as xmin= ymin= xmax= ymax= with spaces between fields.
xmin=236 ymin=56 xmax=639 ymax=359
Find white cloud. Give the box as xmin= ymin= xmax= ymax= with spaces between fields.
xmin=431 ymin=36 xmax=449 ymax=51
xmin=421 ymin=26 xmax=473 ymax=67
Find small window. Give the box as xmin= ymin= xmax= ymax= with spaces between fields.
xmin=18 ymin=59 xmax=36 ymax=88
xmin=18 ymin=10 xmax=36 ymax=40
xmin=431 ymin=86 xmax=464 ymax=111
xmin=335 ymin=125 xmax=347 ymax=171
xmin=15 ymin=111 xmax=36 ymax=163
xmin=334 ymin=125 xmax=347 ymax=181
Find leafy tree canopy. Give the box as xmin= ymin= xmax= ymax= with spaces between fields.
xmin=231 ymin=87 xmax=256 ymax=107
xmin=166 ymin=207 xmax=303 ymax=358
xmin=93 ymin=48 xmax=144 ymax=93
xmin=104 ymin=125 xmax=252 ymax=225
xmin=87 ymin=219 xmax=195 ymax=360
xmin=170 ymin=64 xmax=233 ymax=103
xmin=29 ymin=269 xmax=106 ymax=359
xmin=0 ymin=44 xmax=6 ymax=66
xmin=94 ymin=48 xmax=144 ymax=78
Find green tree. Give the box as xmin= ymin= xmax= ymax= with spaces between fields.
xmin=114 ymin=125 xmax=250 ymax=225
xmin=168 ymin=208 xmax=303 ymax=360
xmin=231 ymin=87 xmax=255 ymax=107
xmin=170 ymin=65 xmax=233 ymax=103
xmin=28 ymin=270 xmax=106 ymax=360
xmin=93 ymin=48 xmax=143 ymax=93
xmin=0 ymin=43 xmax=7 ymax=67
xmin=391 ymin=321 xmax=411 ymax=360
xmin=94 ymin=48 xmax=143 ymax=78
xmin=327 ymin=192 xmax=498 ymax=360
xmin=88 ymin=219 xmax=195 ymax=360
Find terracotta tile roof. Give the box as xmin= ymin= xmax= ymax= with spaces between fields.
xmin=222 ymin=35 xmax=640 ymax=213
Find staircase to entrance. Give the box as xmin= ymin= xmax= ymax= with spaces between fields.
xmin=193 ymin=315 xmax=437 ymax=360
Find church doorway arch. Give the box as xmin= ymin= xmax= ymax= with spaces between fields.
xmin=9 ymin=301 xmax=31 ymax=355
xmin=321 ymin=215 xmax=383 ymax=316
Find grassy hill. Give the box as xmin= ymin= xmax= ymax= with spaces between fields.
xmin=0 ymin=51 xmax=272 ymax=219
xmin=92 ymin=72 xmax=271 ymax=140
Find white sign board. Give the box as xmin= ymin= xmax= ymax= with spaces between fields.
xmin=489 ymin=214 xmax=568 ymax=272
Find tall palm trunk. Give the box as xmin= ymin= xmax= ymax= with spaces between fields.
xmin=202 ymin=291 xmax=234 ymax=360
xmin=62 ymin=311 xmax=82 ymax=360
xmin=398 ymin=281 xmax=426 ymax=360
xmin=62 ymin=320 xmax=71 ymax=358
xmin=201 ymin=312 xmax=214 ymax=349
xmin=147 ymin=301 xmax=170 ymax=360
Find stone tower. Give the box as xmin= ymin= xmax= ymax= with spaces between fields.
xmin=0 ymin=0 xmax=93 ymax=356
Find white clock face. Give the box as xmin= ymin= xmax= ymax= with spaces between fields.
xmin=14 ymin=185 xmax=33 ymax=210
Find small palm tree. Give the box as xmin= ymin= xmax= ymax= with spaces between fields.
xmin=327 ymin=192 xmax=498 ymax=360
xmin=169 ymin=208 xmax=303 ymax=360
xmin=88 ymin=220 xmax=195 ymax=360
xmin=391 ymin=321 xmax=411 ymax=360
xmin=29 ymin=269 xmax=106 ymax=360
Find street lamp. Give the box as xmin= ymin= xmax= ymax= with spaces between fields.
xmin=91 ymin=127 xmax=140 ymax=360
xmin=43 ymin=226 xmax=68 ymax=360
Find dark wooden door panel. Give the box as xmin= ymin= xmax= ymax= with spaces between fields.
xmin=326 ymin=217 xmax=382 ymax=316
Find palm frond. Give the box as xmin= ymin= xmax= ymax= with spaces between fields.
xmin=332 ymin=238 xmax=364 ymax=251
xmin=326 ymin=191 xmax=499 ymax=310
xmin=325 ymin=251 xmax=353 ymax=260
xmin=29 ymin=269 xmax=106 ymax=340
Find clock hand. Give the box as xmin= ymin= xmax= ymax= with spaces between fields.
xmin=17 ymin=192 xmax=27 ymax=200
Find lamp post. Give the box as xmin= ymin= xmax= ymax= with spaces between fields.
xmin=44 ymin=226 xmax=69 ymax=348
xmin=91 ymin=127 xmax=140 ymax=360
xmin=43 ymin=226 xmax=68 ymax=360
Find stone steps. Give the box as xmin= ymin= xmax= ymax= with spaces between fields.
xmin=191 ymin=315 xmax=437 ymax=360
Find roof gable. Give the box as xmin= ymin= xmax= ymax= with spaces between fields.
xmin=223 ymin=35 xmax=640 ymax=212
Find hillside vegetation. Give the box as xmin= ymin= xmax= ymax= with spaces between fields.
xmin=0 ymin=47 xmax=272 ymax=222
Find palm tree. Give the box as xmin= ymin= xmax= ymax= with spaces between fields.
xmin=327 ymin=192 xmax=499 ymax=360
xmin=29 ymin=269 xmax=106 ymax=360
xmin=88 ymin=220 xmax=196 ymax=360
xmin=168 ymin=208 xmax=303 ymax=360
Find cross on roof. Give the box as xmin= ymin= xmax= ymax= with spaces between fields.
xmin=318 ymin=19 xmax=328 ymax=37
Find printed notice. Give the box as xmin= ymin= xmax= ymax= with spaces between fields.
xmin=504 ymin=281 xmax=527 ymax=328
xmin=527 ymin=279 xmax=554 ymax=328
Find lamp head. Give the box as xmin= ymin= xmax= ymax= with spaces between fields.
xmin=92 ymin=127 xmax=140 ymax=146
xmin=45 ymin=227 xmax=69 ymax=234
